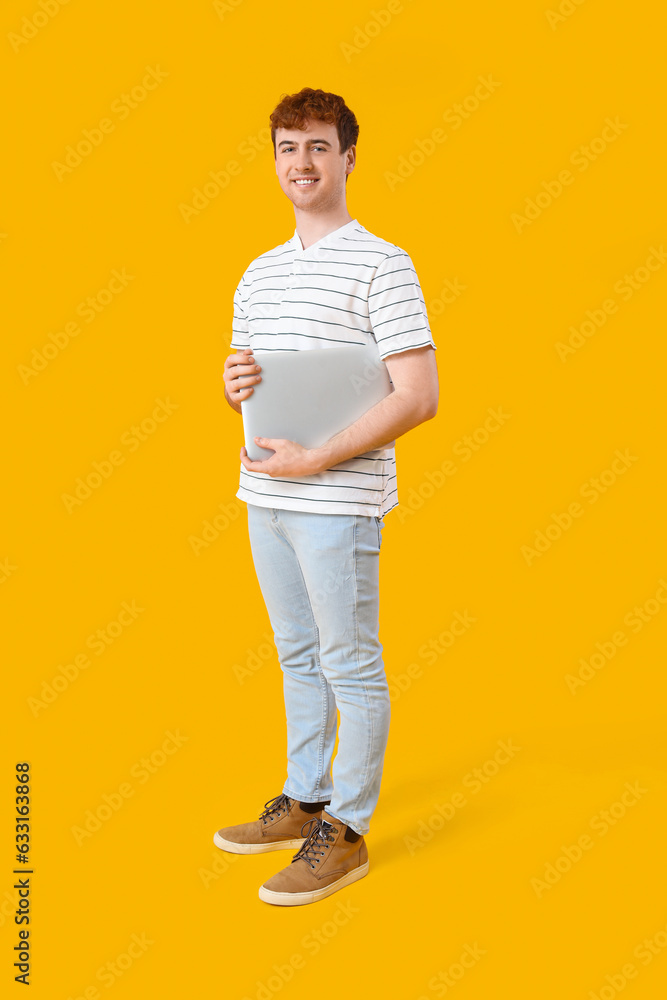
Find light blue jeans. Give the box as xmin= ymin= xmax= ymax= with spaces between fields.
xmin=246 ymin=503 xmax=391 ymax=836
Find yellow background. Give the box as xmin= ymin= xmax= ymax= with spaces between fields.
xmin=3 ymin=0 xmax=666 ymax=996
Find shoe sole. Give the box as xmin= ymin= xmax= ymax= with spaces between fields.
xmin=213 ymin=832 xmax=305 ymax=854
xmin=258 ymin=860 xmax=370 ymax=905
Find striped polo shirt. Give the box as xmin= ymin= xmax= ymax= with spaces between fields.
xmin=229 ymin=218 xmax=436 ymax=517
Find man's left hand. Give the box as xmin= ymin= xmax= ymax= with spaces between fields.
xmin=240 ymin=438 xmax=323 ymax=478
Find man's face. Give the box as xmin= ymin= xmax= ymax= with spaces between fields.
xmin=274 ymin=119 xmax=355 ymax=213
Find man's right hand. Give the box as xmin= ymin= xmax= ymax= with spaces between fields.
xmin=223 ymin=347 xmax=262 ymax=412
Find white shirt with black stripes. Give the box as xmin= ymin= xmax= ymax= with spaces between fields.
xmin=229 ymin=218 xmax=437 ymax=517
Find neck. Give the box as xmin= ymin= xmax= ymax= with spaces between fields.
xmin=294 ymin=206 xmax=354 ymax=251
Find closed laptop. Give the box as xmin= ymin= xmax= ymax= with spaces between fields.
xmin=241 ymin=344 xmax=393 ymax=462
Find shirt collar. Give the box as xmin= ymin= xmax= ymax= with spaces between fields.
xmin=291 ymin=218 xmax=359 ymax=258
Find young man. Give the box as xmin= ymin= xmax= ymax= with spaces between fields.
xmin=215 ymin=87 xmax=438 ymax=906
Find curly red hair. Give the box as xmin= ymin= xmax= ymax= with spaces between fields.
xmin=269 ymin=87 xmax=359 ymax=157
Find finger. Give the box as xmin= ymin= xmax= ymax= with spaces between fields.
xmin=224 ymin=350 xmax=252 ymax=369
xmin=226 ymin=363 xmax=260 ymax=380
xmin=225 ymin=351 xmax=258 ymax=372
xmin=225 ymin=369 xmax=261 ymax=392
xmin=256 ymin=437 xmax=295 ymax=457
xmin=232 ymin=375 xmax=262 ymax=396
xmin=227 ymin=365 xmax=262 ymax=388
xmin=237 ymin=368 xmax=262 ymax=382
xmin=240 ymin=453 xmax=263 ymax=472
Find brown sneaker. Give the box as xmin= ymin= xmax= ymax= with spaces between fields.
xmin=213 ymin=794 xmax=329 ymax=855
xmin=258 ymin=811 xmax=369 ymax=905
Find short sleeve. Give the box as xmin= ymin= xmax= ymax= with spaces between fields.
xmin=229 ymin=273 xmax=250 ymax=350
xmin=367 ymin=252 xmax=436 ymax=361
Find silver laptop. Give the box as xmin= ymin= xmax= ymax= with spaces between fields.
xmin=241 ymin=344 xmax=393 ymax=462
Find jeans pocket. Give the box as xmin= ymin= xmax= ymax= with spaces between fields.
xmin=374 ymin=515 xmax=384 ymax=551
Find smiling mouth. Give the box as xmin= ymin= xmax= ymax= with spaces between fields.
xmin=293 ymin=178 xmax=319 ymax=186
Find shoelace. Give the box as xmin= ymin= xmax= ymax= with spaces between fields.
xmin=292 ymin=817 xmax=337 ymax=868
xmin=259 ymin=793 xmax=292 ymax=824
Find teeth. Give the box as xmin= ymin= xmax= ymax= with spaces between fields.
xmin=295 ymin=179 xmax=317 ymax=184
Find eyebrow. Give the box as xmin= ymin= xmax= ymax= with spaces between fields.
xmin=278 ymin=138 xmax=332 ymax=147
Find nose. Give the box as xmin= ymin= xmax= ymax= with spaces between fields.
xmin=295 ymin=148 xmax=314 ymax=173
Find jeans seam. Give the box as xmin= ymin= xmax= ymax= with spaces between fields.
xmin=313 ymin=619 xmax=329 ymax=799
xmin=350 ymin=516 xmax=375 ymax=833
xmin=280 ymin=515 xmax=330 ymax=801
